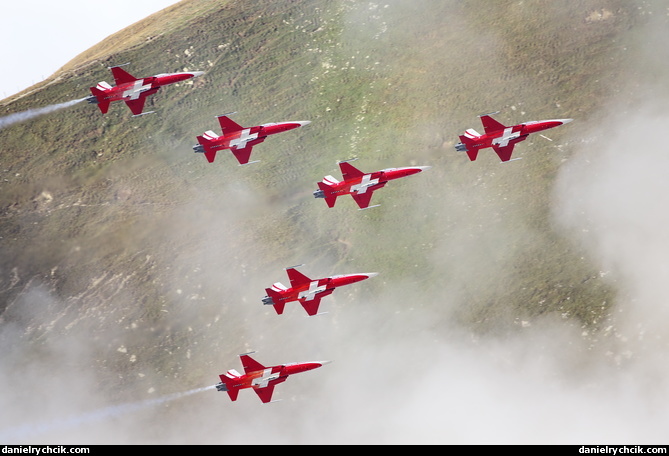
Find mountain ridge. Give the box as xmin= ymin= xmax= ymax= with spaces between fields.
xmin=1 ymin=0 xmax=666 ymax=444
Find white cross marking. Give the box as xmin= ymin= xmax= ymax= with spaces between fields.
xmin=252 ymin=368 xmax=279 ymax=388
xmin=230 ymin=128 xmax=258 ymax=148
xmin=122 ymin=80 xmax=152 ymax=100
xmin=350 ymin=174 xmax=379 ymax=194
xmin=492 ymin=127 xmax=520 ymax=148
xmin=298 ymin=281 xmax=326 ymax=301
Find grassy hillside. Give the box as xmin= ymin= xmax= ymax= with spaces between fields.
xmin=0 ymin=0 xmax=659 ymax=443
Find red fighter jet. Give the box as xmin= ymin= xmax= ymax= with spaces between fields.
xmin=262 ymin=265 xmax=378 ymax=316
xmin=86 ymin=64 xmax=204 ymax=116
xmin=314 ymin=159 xmax=430 ymax=209
xmin=192 ymin=112 xmax=310 ymax=165
xmin=216 ymin=352 xmax=331 ymax=404
xmin=455 ymin=112 xmax=573 ymax=162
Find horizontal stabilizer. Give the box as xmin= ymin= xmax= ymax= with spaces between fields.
xmin=89 ymin=86 xmax=110 ymax=114
xmin=204 ymin=150 xmax=217 ymax=163
xmin=227 ymin=389 xmax=239 ymax=401
xmin=317 ymin=181 xmax=338 ymax=208
xmin=458 ymin=135 xmax=480 ymax=161
xmin=265 ymin=287 xmax=286 ymax=315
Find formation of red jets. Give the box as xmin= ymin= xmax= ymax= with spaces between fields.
xmin=87 ymin=64 xmax=572 ymax=403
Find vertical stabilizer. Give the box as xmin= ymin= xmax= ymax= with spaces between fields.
xmin=317 ymin=181 xmax=338 ymax=208
xmin=457 ymin=134 xmax=480 ymax=161
xmin=89 ymin=87 xmax=110 ymax=114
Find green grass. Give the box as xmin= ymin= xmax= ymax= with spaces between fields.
xmin=0 ymin=0 xmax=652 ymax=395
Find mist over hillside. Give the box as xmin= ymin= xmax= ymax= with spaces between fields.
xmin=1 ymin=0 xmax=668 ymax=444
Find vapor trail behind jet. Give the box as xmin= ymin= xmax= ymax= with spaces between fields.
xmin=0 ymin=98 xmax=87 ymax=130
xmin=0 ymin=385 xmax=216 ymax=442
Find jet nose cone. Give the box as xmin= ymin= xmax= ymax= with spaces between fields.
xmin=559 ymin=118 xmax=573 ymax=124
xmin=364 ymin=272 xmax=379 ymax=279
xmin=295 ymin=121 xmax=311 ymax=127
xmin=190 ymin=71 xmax=205 ymax=78
xmin=417 ymin=166 xmax=432 ymax=171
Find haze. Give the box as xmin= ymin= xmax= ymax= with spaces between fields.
xmin=1 ymin=0 xmax=668 ymax=445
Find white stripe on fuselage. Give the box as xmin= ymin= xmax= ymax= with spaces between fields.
xmin=230 ymin=128 xmax=258 ymax=148
xmin=298 ymin=281 xmax=327 ymax=301
xmin=122 ymin=80 xmax=152 ymax=100
xmin=350 ymin=174 xmax=379 ymax=194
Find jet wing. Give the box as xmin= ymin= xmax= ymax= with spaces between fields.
xmin=253 ymin=376 xmax=288 ymax=403
xmin=226 ymin=389 xmax=240 ymax=402
xmin=253 ymin=385 xmax=276 ymax=403
xmin=110 ymin=66 xmax=138 ymax=85
xmin=231 ymin=145 xmax=254 ymax=165
xmin=480 ymin=114 xmax=506 ymax=134
xmin=299 ymin=296 xmax=323 ymax=316
xmin=492 ymin=144 xmax=516 ymax=162
xmin=339 ymin=161 xmax=365 ymax=180
xmin=351 ymin=190 xmax=375 ymax=209
xmin=217 ymin=116 xmax=244 ymax=135
xmin=124 ymin=97 xmax=147 ymax=116
xmin=299 ymin=289 xmax=334 ymax=316
xmin=240 ymin=354 xmax=265 ymax=374
xmin=286 ymin=268 xmax=312 ymax=288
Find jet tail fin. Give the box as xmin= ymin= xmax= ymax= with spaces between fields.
xmin=264 ymin=288 xmax=286 ymax=315
xmin=195 ymin=135 xmax=217 ymax=163
xmin=89 ymin=86 xmax=110 ymax=114
xmin=316 ymin=180 xmax=338 ymax=208
xmin=226 ymin=389 xmax=239 ymax=401
xmin=217 ymin=369 xmax=242 ymax=401
xmin=457 ymin=134 xmax=480 ymax=161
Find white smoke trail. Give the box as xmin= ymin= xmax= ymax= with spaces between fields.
xmin=0 ymin=385 xmax=216 ymax=442
xmin=0 ymin=98 xmax=87 ymax=130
